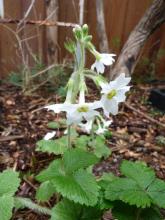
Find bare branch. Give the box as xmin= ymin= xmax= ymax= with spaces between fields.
xmin=0 ymin=18 xmax=77 ymax=27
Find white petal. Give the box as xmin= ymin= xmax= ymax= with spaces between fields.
xmin=95 ymin=127 xmax=107 ymax=135
xmin=83 ymin=110 xmax=99 ymax=121
xmin=44 ymin=104 xmax=62 ymax=113
xmin=101 ymin=53 xmax=116 ymax=66
xmin=79 ymin=120 xmax=93 ymax=134
xmin=91 ymin=63 xmax=96 ymax=71
xmin=92 ymin=100 xmax=102 ymax=109
xmin=67 ymin=111 xmax=82 ymax=125
xmin=95 ymin=61 xmax=105 ymax=73
xmin=102 ymin=119 xmax=112 ymax=128
xmin=115 ymin=86 xmax=130 ymax=102
xmin=115 ymin=73 xmax=131 ymax=88
xmin=43 ymin=131 xmax=56 ymax=140
xmin=108 ymin=99 xmax=119 ymax=115
xmin=101 ymin=96 xmax=119 ymax=116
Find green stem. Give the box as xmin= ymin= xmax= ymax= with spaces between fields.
xmin=67 ymin=125 xmax=71 ymax=149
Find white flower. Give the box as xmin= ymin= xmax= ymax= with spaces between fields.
xmin=91 ymin=53 xmax=116 ymax=74
xmin=44 ymin=103 xmax=71 ymax=113
xmin=79 ymin=120 xmax=93 ymax=134
xmin=95 ymin=126 xmax=107 ymax=135
xmin=102 ymin=119 xmax=112 ymax=128
xmin=66 ymin=101 xmax=100 ymax=125
xmin=45 ymin=101 xmax=100 ymax=125
xmin=43 ymin=131 xmax=56 ymax=140
xmin=95 ymin=118 xmax=112 ymax=134
xmin=100 ymin=73 xmax=131 ymax=116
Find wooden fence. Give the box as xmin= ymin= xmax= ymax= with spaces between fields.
xmin=0 ymin=0 xmax=165 ymax=78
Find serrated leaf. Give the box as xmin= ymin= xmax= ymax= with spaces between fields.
xmin=36 ymin=181 xmax=56 ymax=202
xmin=105 ymin=178 xmax=151 ymax=208
xmin=121 ymin=160 xmax=155 ymax=189
xmin=36 ymin=137 xmax=68 ymax=155
xmin=0 ymin=170 xmax=20 ymax=196
xmin=63 ymin=148 xmax=99 ymax=173
xmin=147 ymin=179 xmax=165 ymax=208
xmin=89 ymin=136 xmax=111 ymax=158
xmin=51 ymin=199 xmax=102 ymax=220
xmin=105 ymin=160 xmax=165 ymax=209
xmin=52 ymin=169 xmax=99 ymax=206
xmin=0 ymin=195 xmax=14 ymax=220
xmin=74 ymin=135 xmax=90 ymax=149
xmin=98 ymin=173 xmax=117 ymax=190
xmin=36 ymin=159 xmax=62 ymax=182
xmin=48 ymin=120 xmax=66 ymax=129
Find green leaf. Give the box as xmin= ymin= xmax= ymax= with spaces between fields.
xmin=36 ymin=181 xmax=56 ymax=202
xmin=147 ymin=179 xmax=165 ymax=208
xmin=36 ymin=159 xmax=62 ymax=182
xmin=89 ymin=136 xmax=111 ymax=158
xmin=48 ymin=120 xmax=66 ymax=129
xmin=36 ymin=137 xmax=68 ymax=154
xmin=105 ymin=178 xmax=151 ymax=208
xmin=0 ymin=170 xmax=20 ymax=196
xmin=74 ymin=135 xmax=90 ymax=149
xmin=0 ymin=195 xmax=14 ymax=220
xmin=51 ymin=199 xmax=102 ymax=220
xmin=105 ymin=160 xmax=165 ymax=209
xmin=63 ymin=148 xmax=99 ymax=173
xmin=98 ymin=173 xmax=117 ymax=190
xmin=52 ymin=169 xmax=99 ymax=206
xmin=121 ymin=160 xmax=155 ymax=189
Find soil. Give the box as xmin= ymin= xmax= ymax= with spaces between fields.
xmin=0 ymin=82 xmax=165 ymax=220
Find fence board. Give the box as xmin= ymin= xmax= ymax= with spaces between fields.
xmin=0 ymin=0 xmax=164 ymax=79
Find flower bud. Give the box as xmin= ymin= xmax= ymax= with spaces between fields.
xmin=82 ymin=24 xmax=89 ymax=36
xmin=84 ymin=35 xmax=92 ymax=43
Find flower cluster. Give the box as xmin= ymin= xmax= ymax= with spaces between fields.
xmin=45 ymin=24 xmax=131 ymax=135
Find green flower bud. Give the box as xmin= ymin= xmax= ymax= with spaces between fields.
xmin=82 ymin=24 xmax=89 ymax=36
xmin=84 ymin=35 xmax=92 ymax=43
xmin=64 ymin=40 xmax=76 ymax=53
xmin=73 ymin=25 xmax=82 ymax=40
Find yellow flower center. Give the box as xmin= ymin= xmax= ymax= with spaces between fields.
xmin=77 ymin=105 xmax=89 ymax=113
xmin=107 ymin=89 xmax=117 ymax=100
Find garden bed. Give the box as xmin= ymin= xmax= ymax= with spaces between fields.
xmin=0 ymin=82 xmax=165 ymax=219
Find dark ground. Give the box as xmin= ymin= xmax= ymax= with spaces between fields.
xmin=0 ymin=83 xmax=165 ymax=220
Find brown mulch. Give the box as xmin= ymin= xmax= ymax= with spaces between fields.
xmin=0 ymin=83 xmax=165 ymax=219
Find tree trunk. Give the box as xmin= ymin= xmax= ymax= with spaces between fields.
xmin=46 ymin=0 xmax=59 ymax=64
xmin=110 ymin=0 xmax=165 ymax=80
xmin=96 ymin=0 xmax=109 ymax=53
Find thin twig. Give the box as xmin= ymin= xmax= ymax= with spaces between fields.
xmin=0 ymin=135 xmax=24 ymax=142
xmin=124 ymin=102 xmax=165 ymax=128
xmin=0 ymin=18 xmax=77 ymax=27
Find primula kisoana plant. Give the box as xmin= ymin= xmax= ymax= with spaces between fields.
xmin=44 ymin=24 xmax=131 ymax=138
xmin=3 ymin=24 xmax=165 ymax=220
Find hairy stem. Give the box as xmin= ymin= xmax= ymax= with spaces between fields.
xmin=67 ymin=125 xmax=71 ymax=149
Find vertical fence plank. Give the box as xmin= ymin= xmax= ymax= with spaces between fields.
xmin=0 ymin=0 xmax=22 ymax=77
xmin=0 ymin=0 xmax=164 ymax=78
